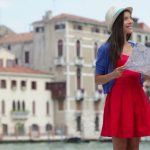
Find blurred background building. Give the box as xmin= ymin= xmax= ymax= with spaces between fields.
xmin=0 ymin=11 xmax=150 ymax=141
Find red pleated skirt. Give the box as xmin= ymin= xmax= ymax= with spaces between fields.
xmin=101 ymin=55 xmax=150 ymax=138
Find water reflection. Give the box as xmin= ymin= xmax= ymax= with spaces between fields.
xmin=0 ymin=142 xmax=149 ymax=150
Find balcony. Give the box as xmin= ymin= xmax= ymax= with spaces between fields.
xmin=11 ymin=110 xmax=29 ymax=120
xmin=75 ymin=57 xmax=84 ymax=67
xmin=49 ymin=82 xmax=66 ymax=99
xmin=75 ymin=89 xmax=85 ymax=101
xmin=54 ymin=56 xmax=65 ymax=66
xmin=94 ymin=90 xmax=103 ymax=101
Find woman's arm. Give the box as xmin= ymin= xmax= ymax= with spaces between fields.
xmin=143 ymin=74 xmax=150 ymax=81
xmin=95 ymin=66 xmax=125 ymax=85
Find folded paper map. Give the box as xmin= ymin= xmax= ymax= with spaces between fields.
xmin=125 ymin=43 xmax=150 ymax=76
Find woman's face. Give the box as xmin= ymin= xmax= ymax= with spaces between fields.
xmin=123 ymin=11 xmax=133 ymax=35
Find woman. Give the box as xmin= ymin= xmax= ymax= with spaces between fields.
xmin=95 ymin=6 xmax=150 ymax=150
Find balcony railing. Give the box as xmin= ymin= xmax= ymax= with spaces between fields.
xmin=11 ymin=110 xmax=29 ymax=120
xmin=75 ymin=89 xmax=85 ymax=101
xmin=94 ymin=90 xmax=103 ymax=101
xmin=54 ymin=56 xmax=65 ymax=66
xmin=75 ymin=57 xmax=84 ymax=67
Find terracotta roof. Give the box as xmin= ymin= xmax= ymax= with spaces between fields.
xmin=0 ymin=66 xmax=47 ymax=75
xmin=33 ymin=13 xmax=106 ymax=27
xmin=0 ymin=32 xmax=33 ymax=44
xmin=137 ymin=23 xmax=150 ymax=32
xmin=52 ymin=13 xmax=106 ymax=26
xmin=133 ymin=27 xmax=150 ymax=34
xmin=33 ymin=13 xmax=150 ymax=34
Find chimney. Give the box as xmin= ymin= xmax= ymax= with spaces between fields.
xmin=43 ymin=10 xmax=52 ymax=21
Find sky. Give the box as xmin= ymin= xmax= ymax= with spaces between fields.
xmin=0 ymin=0 xmax=150 ymax=33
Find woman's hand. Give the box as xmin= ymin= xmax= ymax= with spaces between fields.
xmin=111 ymin=66 xmax=126 ymax=79
xmin=143 ymin=74 xmax=150 ymax=81
xmin=95 ymin=65 xmax=126 ymax=85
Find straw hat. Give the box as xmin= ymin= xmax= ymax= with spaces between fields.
xmin=105 ymin=6 xmax=133 ymax=32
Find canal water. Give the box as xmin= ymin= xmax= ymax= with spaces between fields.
xmin=0 ymin=142 xmax=149 ymax=150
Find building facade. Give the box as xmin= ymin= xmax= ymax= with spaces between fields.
xmin=0 ymin=48 xmax=54 ymax=140
xmin=0 ymin=12 xmax=150 ymax=140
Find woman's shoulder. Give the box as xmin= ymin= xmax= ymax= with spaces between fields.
xmin=98 ymin=42 xmax=110 ymax=52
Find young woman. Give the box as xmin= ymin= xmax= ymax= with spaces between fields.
xmin=95 ymin=6 xmax=150 ymax=150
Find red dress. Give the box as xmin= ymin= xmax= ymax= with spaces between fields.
xmin=101 ymin=54 xmax=150 ymax=138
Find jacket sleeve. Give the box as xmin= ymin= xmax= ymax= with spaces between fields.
xmin=95 ymin=44 xmax=107 ymax=75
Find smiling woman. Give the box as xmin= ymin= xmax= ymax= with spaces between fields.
xmin=95 ymin=5 xmax=150 ymax=150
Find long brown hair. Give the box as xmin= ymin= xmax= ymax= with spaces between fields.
xmin=107 ymin=10 xmax=132 ymax=68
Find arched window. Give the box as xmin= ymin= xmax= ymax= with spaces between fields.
xmin=46 ymin=101 xmax=50 ymax=115
xmin=22 ymin=101 xmax=25 ymax=111
xmin=95 ymin=115 xmax=99 ymax=131
xmin=77 ymin=67 xmax=81 ymax=89
xmin=17 ymin=101 xmax=20 ymax=111
xmin=12 ymin=101 xmax=16 ymax=111
xmin=76 ymin=115 xmax=81 ymax=131
xmin=2 ymin=100 xmax=5 ymax=115
xmin=94 ymin=42 xmax=98 ymax=58
xmin=76 ymin=40 xmax=80 ymax=57
xmin=58 ymin=40 xmax=63 ymax=57
xmin=32 ymin=101 xmax=36 ymax=115
xmin=45 ymin=124 xmax=52 ymax=132
xmin=32 ymin=124 xmax=39 ymax=131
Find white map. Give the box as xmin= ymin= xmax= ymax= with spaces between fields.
xmin=125 ymin=43 xmax=150 ymax=76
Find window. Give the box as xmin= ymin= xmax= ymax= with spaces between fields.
xmin=17 ymin=101 xmax=20 ymax=111
xmin=58 ymin=100 xmax=64 ymax=111
xmin=25 ymin=51 xmax=30 ymax=63
xmin=1 ymin=80 xmax=6 ymax=88
xmin=76 ymin=116 xmax=81 ymax=131
xmin=21 ymin=81 xmax=26 ymax=88
xmin=137 ymin=35 xmax=142 ymax=42
xmin=15 ymin=58 xmax=18 ymax=65
xmin=94 ymin=42 xmax=98 ymax=58
xmin=45 ymin=82 xmax=51 ymax=90
xmin=95 ymin=115 xmax=99 ymax=131
xmin=2 ymin=124 xmax=8 ymax=135
xmin=11 ymin=80 xmax=17 ymax=88
xmin=46 ymin=101 xmax=50 ymax=115
xmin=45 ymin=124 xmax=52 ymax=132
xmin=73 ymin=24 xmax=83 ymax=30
xmin=31 ymin=81 xmax=37 ymax=90
xmin=12 ymin=101 xmax=16 ymax=111
xmin=7 ymin=45 xmax=11 ymax=50
xmin=35 ymin=27 xmax=44 ymax=33
xmin=76 ymin=40 xmax=80 ymax=57
xmin=22 ymin=101 xmax=25 ymax=111
xmin=145 ymin=36 xmax=148 ymax=42
xmin=58 ymin=40 xmax=63 ymax=57
xmin=77 ymin=67 xmax=81 ymax=89
xmin=2 ymin=100 xmax=5 ymax=115
xmin=55 ymin=24 xmax=65 ymax=30
xmin=91 ymin=27 xmax=100 ymax=33
xmin=32 ymin=101 xmax=36 ymax=115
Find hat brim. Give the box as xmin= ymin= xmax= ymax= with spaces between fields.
xmin=109 ymin=7 xmax=133 ymax=32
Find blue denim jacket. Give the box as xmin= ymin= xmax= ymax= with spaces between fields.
xmin=95 ymin=41 xmax=144 ymax=94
